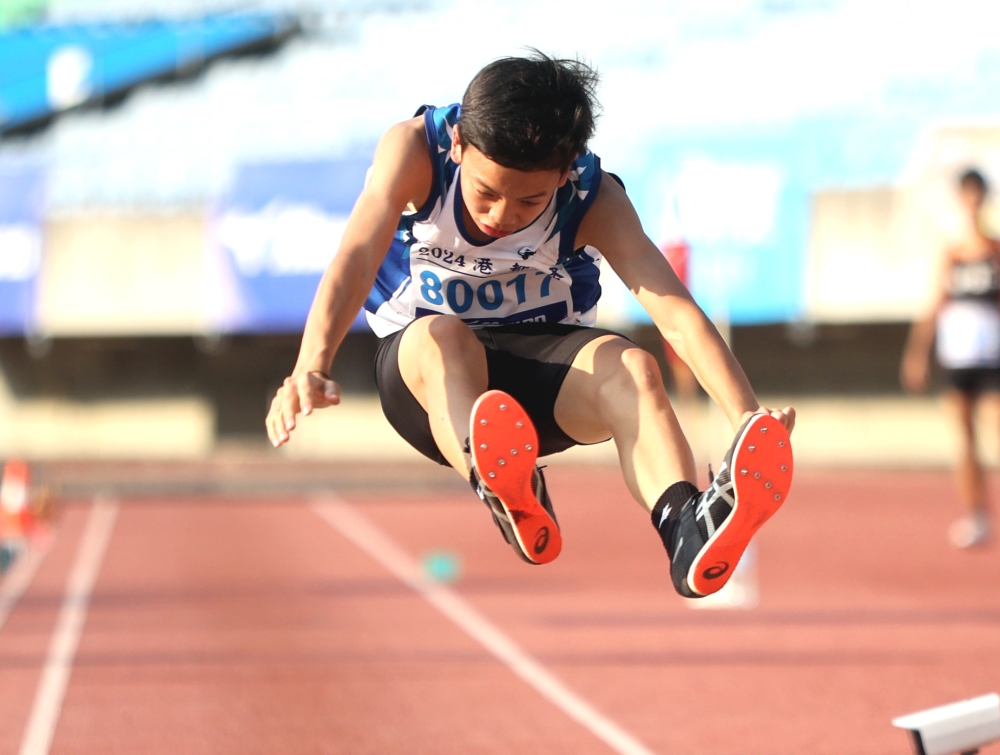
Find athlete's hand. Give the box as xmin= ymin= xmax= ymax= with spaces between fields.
xmin=266 ymin=371 xmax=341 ymax=447
xmin=743 ymin=406 xmax=796 ymax=435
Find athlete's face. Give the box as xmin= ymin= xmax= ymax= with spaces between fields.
xmin=451 ymin=127 xmax=570 ymax=241
xmin=959 ymin=183 xmax=986 ymax=218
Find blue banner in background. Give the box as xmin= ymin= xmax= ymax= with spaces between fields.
xmin=0 ymin=14 xmax=298 ymax=133
xmin=207 ymin=159 xmax=371 ymax=334
xmin=0 ymin=164 xmax=45 ymax=335
xmin=625 ymin=131 xmax=831 ymax=325
xmin=621 ymin=117 xmax=935 ymax=326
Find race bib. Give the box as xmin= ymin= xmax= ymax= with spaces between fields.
xmin=409 ymin=244 xmax=572 ymax=326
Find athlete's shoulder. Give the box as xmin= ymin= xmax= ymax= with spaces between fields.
xmin=367 ymin=114 xmax=436 ymax=212
xmin=376 ymin=116 xmax=430 ymax=170
xmin=396 ymin=104 xmax=460 ymax=220
xmin=575 ymin=168 xmax=642 ymax=249
xmin=589 ymin=168 xmax=630 ymax=212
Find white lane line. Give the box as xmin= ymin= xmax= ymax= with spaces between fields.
xmin=313 ymin=498 xmax=657 ymax=755
xmin=0 ymin=540 xmax=52 ymax=635
xmin=19 ymin=496 xmax=119 ymax=755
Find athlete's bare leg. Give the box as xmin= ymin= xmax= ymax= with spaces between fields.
xmin=948 ymin=389 xmax=986 ymax=513
xmin=396 ymin=315 xmax=487 ymax=477
xmin=398 ymin=320 xmax=698 ymax=504
xmin=555 ymin=336 xmax=697 ymax=509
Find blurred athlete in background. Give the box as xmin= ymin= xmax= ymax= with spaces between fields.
xmin=902 ymin=168 xmax=997 ymax=548
xmin=267 ymin=52 xmax=796 ymax=598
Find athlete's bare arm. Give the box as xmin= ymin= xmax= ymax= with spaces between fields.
xmin=578 ymin=173 xmax=795 ymax=433
xmin=901 ymin=249 xmax=954 ymax=393
xmin=266 ymin=117 xmax=432 ymax=447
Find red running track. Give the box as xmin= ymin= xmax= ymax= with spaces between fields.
xmin=0 ymin=466 xmax=998 ymax=755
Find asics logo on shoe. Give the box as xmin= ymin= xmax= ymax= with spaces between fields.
xmin=702 ymin=562 xmax=729 ymax=580
xmin=534 ymin=527 xmax=550 ymax=554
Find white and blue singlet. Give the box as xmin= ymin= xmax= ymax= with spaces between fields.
xmin=363 ymin=104 xmax=605 ymax=338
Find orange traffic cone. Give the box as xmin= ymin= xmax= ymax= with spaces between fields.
xmin=1 ymin=460 xmax=32 ymax=538
xmin=1 ymin=459 xmax=29 ymax=512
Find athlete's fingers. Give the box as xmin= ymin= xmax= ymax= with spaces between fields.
xmin=744 ymin=406 xmax=795 ymax=435
xmin=279 ymin=377 xmax=302 ymax=433
xmin=761 ymin=406 xmax=794 ymax=434
xmin=779 ymin=405 xmax=796 ymax=434
xmin=268 ymin=417 xmax=287 ymax=447
xmin=298 ymin=373 xmax=316 ymax=417
xmin=302 ymin=373 xmax=341 ymax=413
xmin=317 ymin=377 xmax=342 ymax=407
xmin=266 ymin=392 xmax=290 ymax=447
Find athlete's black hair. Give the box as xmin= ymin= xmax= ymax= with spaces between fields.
xmin=458 ymin=51 xmax=600 ymax=172
xmin=959 ymin=167 xmax=989 ymax=195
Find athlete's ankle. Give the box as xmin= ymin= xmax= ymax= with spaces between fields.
xmin=650 ymin=480 xmax=699 ymax=532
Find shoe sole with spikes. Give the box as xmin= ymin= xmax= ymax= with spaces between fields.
xmin=689 ymin=413 xmax=793 ymax=596
xmin=470 ymin=390 xmax=561 ymax=565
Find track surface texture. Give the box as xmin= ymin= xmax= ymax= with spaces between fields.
xmin=1 ymin=466 xmax=998 ymax=755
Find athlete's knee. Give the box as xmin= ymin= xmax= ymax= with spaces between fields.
xmin=603 ymin=347 xmax=666 ymax=402
xmin=423 ymin=314 xmax=477 ymax=347
xmin=415 ymin=315 xmax=482 ymax=366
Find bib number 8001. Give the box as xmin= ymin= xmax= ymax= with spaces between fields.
xmin=419 ymin=270 xmax=550 ymax=314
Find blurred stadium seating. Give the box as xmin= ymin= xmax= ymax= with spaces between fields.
xmin=3 ymin=0 xmax=1000 ymax=458
xmin=0 ymin=14 xmax=301 ymax=135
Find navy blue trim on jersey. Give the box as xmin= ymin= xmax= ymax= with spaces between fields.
xmin=565 ymin=246 xmax=602 ymax=315
xmin=415 ymin=300 xmax=569 ymax=326
xmin=365 ymin=236 xmax=411 ymax=310
xmin=364 ymin=104 xmax=605 ymax=326
xmin=402 ymin=106 xmax=443 ymax=224
xmin=556 ymin=157 xmax=603 ymax=263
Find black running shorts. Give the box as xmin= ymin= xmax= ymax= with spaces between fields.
xmin=945 ymin=366 xmax=1000 ymax=395
xmin=374 ymin=321 xmax=629 ymax=466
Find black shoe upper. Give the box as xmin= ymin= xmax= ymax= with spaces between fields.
xmin=651 ymin=414 xmax=761 ymax=598
xmin=651 ymin=480 xmax=702 ymax=597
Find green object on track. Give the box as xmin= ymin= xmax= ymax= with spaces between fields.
xmin=422 ymin=550 xmax=462 ymax=583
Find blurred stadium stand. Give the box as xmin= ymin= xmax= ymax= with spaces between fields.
xmin=2 ymin=0 xmax=1000 ymax=458
xmin=0 ymin=13 xmax=301 ymax=136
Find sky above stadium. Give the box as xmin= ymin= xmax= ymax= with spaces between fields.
xmin=4 ymin=0 xmax=1000 ymax=205
xmin=338 ymin=0 xmax=1000 ymax=176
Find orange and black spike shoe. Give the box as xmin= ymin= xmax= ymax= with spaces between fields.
xmin=654 ymin=413 xmax=793 ymax=597
xmin=469 ymin=390 xmax=562 ymax=565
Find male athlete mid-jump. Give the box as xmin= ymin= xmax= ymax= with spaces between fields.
xmin=266 ymin=52 xmax=796 ymax=598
